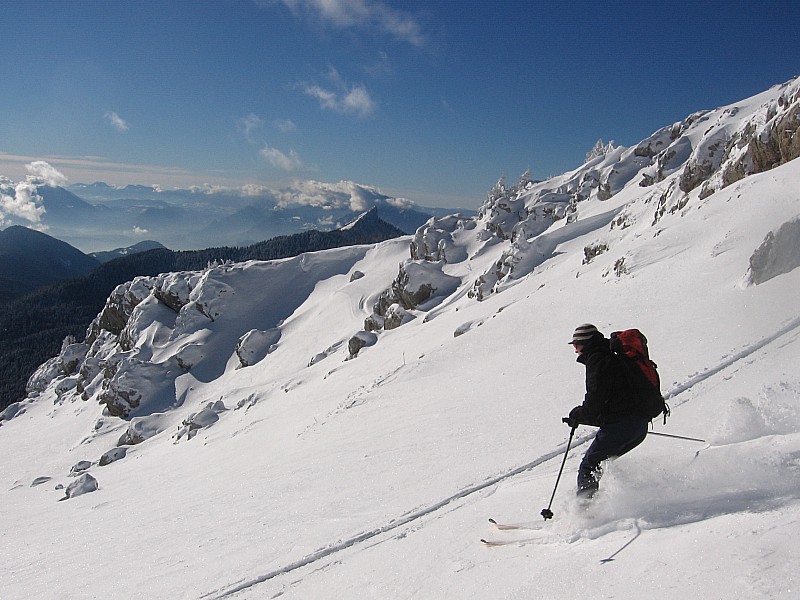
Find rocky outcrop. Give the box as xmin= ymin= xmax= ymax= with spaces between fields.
xmin=724 ymin=100 xmax=800 ymax=187
xmin=0 ymin=402 xmax=23 ymax=422
xmin=69 ymin=460 xmax=92 ymax=475
xmin=370 ymin=260 xmax=460 ymax=321
xmin=117 ymin=414 xmax=169 ymax=446
xmin=153 ymin=283 xmax=190 ymax=313
xmin=90 ymin=279 xmax=152 ymax=340
xmin=99 ymin=447 xmax=128 ymax=466
xmin=175 ymin=400 xmax=226 ymax=441
xmin=410 ymin=215 xmax=470 ymax=262
xmin=348 ymin=331 xmax=378 ymax=358
xmin=98 ymin=356 xmax=186 ymax=419
xmin=61 ymin=473 xmax=98 ymax=500
xmin=235 ymin=328 xmax=281 ymax=368
xmin=680 ymin=158 xmax=716 ymax=193
xmin=26 ymin=339 xmax=89 ymax=394
xmin=695 ymin=82 xmax=799 ymax=196
xmin=358 ymin=237 xmax=462 ymax=349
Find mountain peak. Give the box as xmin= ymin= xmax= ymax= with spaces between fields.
xmin=337 ymin=206 xmax=406 ymax=240
xmin=339 ymin=206 xmax=380 ymax=230
xmin=0 ymin=225 xmax=99 ymax=301
xmin=2 ymin=77 xmax=800 ymax=600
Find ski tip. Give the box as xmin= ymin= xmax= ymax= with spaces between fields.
xmin=488 ymin=518 xmax=497 ymax=525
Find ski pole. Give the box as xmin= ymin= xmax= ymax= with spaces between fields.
xmin=647 ymin=431 xmax=706 ymax=443
xmin=541 ymin=424 xmax=577 ymax=520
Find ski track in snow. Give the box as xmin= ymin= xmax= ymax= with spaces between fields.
xmin=203 ymin=315 xmax=800 ymax=598
xmin=665 ymin=315 xmax=800 ymax=408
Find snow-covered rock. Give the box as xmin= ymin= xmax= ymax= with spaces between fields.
xmin=69 ymin=460 xmax=92 ymax=475
xmin=748 ymin=216 xmax=800 ymax=284
xmin=117 ymin=413 xmax=171 ymax=445
xmin=0 ymin=402 xmax=23 ymax=422
xmin=2 ymin=76 xmax=800 ymax=600
xmin=235 ymin=328 xmax=281 ymax=368
xmin=61 ymin=473 xmax=98 ymax=500
xmin=175 ymin=400 xmax=227 ymax=441
xmin=98 ymin=447 xmax=127 ymax=466
xmin=347 ymin=330 xmax=378 ymax=358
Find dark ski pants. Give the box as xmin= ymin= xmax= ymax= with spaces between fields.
xmin=577 ymin=416 xmax=649 ymax=495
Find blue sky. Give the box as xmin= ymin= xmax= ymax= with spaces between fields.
xmin=1 ymin=0 xmax=798 ymax=209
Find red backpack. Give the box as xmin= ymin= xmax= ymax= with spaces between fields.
xmin=609 ymin=329 xmax=670 ymax=424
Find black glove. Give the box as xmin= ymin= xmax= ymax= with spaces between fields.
xmin=562 ymin=406 xmax=583 ymax=429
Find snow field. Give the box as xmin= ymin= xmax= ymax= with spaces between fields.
xmin=2 ymin=83 xmax=800 ymax=598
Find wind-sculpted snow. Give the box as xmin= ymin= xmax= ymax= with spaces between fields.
xmin=384 ymin=77 xmax=800 ymax=308
xmin=19 ymin=78 xmax=800 ymax=421
xmin=748 ymin=216 xmax=800 ymax=284
xmin=26 ymin=246 xmax=374 ymax=424
xmin=3 ymin=77 xmax=800 ymax=600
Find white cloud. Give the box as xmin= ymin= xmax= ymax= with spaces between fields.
xmin=104 ymin=111 xmax=130 ymax=133
xmin=26 ymin=161 xmax=68 ymax=187
xmin=133 ymin=226 xmax=148 ymax=235
xmin=304 ymin=84 xmax=337 ymax=110
xmin=303 ymin=81 xmax=376 ymax=118
xmin=386 ymin=195 xmax=415 ymax=209
xmin=238 ymin=113 xmax=264 ymax=141
xmin=265 ymin=0 xmax=426 ymax=47
xmin=0 ymin=161 xmax=70 ymax=225
xmin=301 ymin=65 xmax=376 ymax=117
xmin=274 ymin=179 xmax=405 ymax=212
xmin=0 ymin=180 xmax=46 ymax=225
xmin=273 ymin=118 xmax=297 ymax=133
xmin=261 ymin=145 xmax=303 ymax=171
xmin=341 ymin=85 xmax=375 ymax=117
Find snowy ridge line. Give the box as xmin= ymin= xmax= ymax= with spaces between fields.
xmin=202 ymin=316 xmax=800 ymax=598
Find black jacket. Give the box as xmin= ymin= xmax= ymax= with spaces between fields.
xmin=572 ymin=335 xmax=649 ymax=426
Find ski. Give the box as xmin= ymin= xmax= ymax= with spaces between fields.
xmin=481 ymin=518 xmax=546 ymax=545
xmin=480 ymin=537 xmax=513 ymax=547
xmin=488 ymin=518 xmax=538 ymax=531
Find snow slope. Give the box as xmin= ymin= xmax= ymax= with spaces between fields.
xmin=1 ymin=79 xmax=799 ymax=599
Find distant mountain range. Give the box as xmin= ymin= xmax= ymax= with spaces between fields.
xmin=2 ymin=180 xmax=476 ymax=252
xmin=89 ymin=240 xmax=168 ymax=264
xmin=2 ymin=74 xmax=800 ymax=600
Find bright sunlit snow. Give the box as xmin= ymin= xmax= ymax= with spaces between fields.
xmin=1 ymin=79 xmax=799 ymax=599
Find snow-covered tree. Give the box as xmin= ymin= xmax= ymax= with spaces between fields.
xmin=585 ymin=139 xmax=616 ymax=163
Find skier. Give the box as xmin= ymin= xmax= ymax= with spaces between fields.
xmin=564 ymin=323 xmax=650 ymax=498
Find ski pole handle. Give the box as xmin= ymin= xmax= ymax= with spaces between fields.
xmin=562 ymin=416 xmax=579 ymax=428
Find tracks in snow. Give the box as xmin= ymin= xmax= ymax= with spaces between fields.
xmin=202 ymin=315 xmax=800 ymax=598
xmin=663 ymin=315 xmax=800 ymax=408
